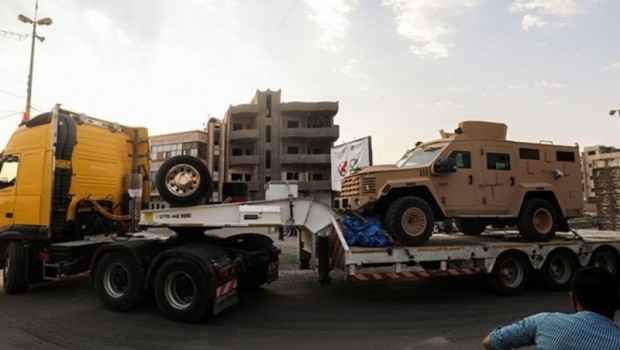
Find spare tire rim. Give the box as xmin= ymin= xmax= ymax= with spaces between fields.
xmin=165 ymin=164 xmax=201 ymax=197
xmin=533 ymin=208 xmax=552 ymax=234
xmin=401 ymin=207 xmax=426 ymax=237
xmin=165 ymin=271 xmax=196 ymax=310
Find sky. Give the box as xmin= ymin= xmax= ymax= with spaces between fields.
xmin=1 ymin=0 xmax=619 ymax=164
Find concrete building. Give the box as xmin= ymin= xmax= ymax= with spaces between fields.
xmin=222 ymin=89 xmax=339 ymax=202
xmin=581 ymin=144 xmax=620 ymax=214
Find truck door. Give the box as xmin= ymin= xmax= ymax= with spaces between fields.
xmin=0 ymin=155 xmax=19 ymax=227
xmin=478 ymin=146 xmax=515 ymax=213
xmin=440 ymin=147 xmax=476 ymax=212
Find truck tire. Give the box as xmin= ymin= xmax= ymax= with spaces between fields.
xmin=385 ymin=196 xmax=434 ymax=246
xmin=3 ymin=241 xmax=29 ymax=294
xmin=154 ymin=258 xmax=211 ymax=323
xmin=490 ymin=251 xmax=530 ymax=296
xmin=517 ymin=198 xmax=557 ymax=242
xmin=93 ymin=252 xmax=144 ymax=312
xmin=539 ymin=250 xmax=576 ymax=290
xmin=156 ymin=155 xmax=212 ymax=207
xmin=589 ymin=247 xmax=618 ymax=280
xmin=455 ymin=218 xmax=486 ymax=236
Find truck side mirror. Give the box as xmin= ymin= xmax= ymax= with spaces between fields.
xmin=433 ymin=158 xmax=458 ymax=174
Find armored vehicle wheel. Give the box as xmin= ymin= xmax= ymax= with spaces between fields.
xmin=154 ymin=258 xmax=211 ymax=323
xmin=455 ymin=218 xmax=487 ymax=236
xmin=3 ymin=241 xmax=29 ymax=294
xmin=490 ymin=251 xmax=530 ymax=296
xmin=517 ymin=199 xmax=557 ymax=242
xmin=385 ymin=196 xmax=434 ymax=246
xmin=93 ymin=252 xmax=144 ymax=312
xmin=539 ymin=250 xmax=576 ymax=290
xmin=156 ymin=155 xmax=212 ymax=207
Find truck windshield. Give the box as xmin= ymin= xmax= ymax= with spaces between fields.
xmin=396 ymin=145 xmax=444 ymax=167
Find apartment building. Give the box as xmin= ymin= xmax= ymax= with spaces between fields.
xmin=223 ymin=89 xmax=339 ymax=202
xmin=581 ymin=144 xmax=620 ymax=215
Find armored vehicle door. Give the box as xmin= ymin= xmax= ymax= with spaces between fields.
xmin=478 ymin=146 xmax=516 ymax=213
xmin=439 ymin=147 xmax=476 ymax=213
xmin=0 ymin=155 xmax=19 ymax=227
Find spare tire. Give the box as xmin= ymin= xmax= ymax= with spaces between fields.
xmin=156 ymin=155 xmax=212 ymax=207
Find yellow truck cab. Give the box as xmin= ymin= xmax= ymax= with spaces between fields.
xmin=0 ymin=105 xmax=149 ymax=292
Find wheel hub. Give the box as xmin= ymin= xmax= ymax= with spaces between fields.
xmin=165 ymin=271 xmax=196 ymax=310
xmin=401 ymin=208 xmax=426 ymax=237
xmin=533 ymin=208 xmax=552 ymax=233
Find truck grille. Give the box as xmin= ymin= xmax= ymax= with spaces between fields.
xmin=340 ymin=176 xmax=376 ymax=196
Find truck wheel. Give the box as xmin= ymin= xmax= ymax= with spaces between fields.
xmin=156 ymin=155 xmax=212 ymax=207
xmin=589 ymin=247 xmax=618 ymax=279
xmin=539 ymin=250 xmax=575 ymax=290
xmin=517 ymin=199 xmax=557 ymax=242
xmin=93 ymin=252 xmax=144 ymax=312
xmin=490 ymin=251 xmax=530 ymax=296
xmin=455 ymin=218 xmax=487 ymax=236
xmin=385 ymin=196 xmax=434 ymax=246
xmin=3 ymin=241 xmax=29 ymax=294
xmin=154 ymin=258 xmax=211 ymax=323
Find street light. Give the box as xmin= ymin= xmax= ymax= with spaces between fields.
xmin=610 ymin=109 xmax=620 ymax=117
xmin=18 ymin=0 xmax=52 ymax=122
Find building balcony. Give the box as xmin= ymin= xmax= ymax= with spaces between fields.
xmin=281 ymin=125 xmax=339 ymax=141
xmin=228 ymin=104 xmax=260 ymax=117
xmin=280 ymin=154 xmax=331 ymax=165
xmin=298 ymin=180 xmax=332 ymax=192
xmin=229 ymin=155 xmax=260 ymax=166
xmin=281 ymin=101 xmax=338 ymax=117
xmin=229 ymin=129 xmax=260 ymax=141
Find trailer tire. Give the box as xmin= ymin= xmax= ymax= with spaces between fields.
xmin=539 ymin=250 xmax=576 ymax=290
xmin=156 ymin=155 xmax=212 ymax=207
xmin=93 ymin=252 xmax=144 ymax=312
xmin=490 ymin=251 xmax=530 ymax=296
xmin=517 ymin=198 xmax=557 ymax=242
xmin=154 ymin=258 xmax=210 ymax=323
xmin=589 ymin=247 xmax=618 ymax=280
xmin=385 ymin=196 xmax=434 ymax=246
xmin=3 ymin=241 xmax=29 ymax=295
xmin=455 ymin=218 xmax=486 ymax=236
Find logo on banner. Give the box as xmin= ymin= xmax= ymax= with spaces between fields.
xmin=338 ymin=160 xmax=348 ymax=176
xmin=349 ymin=158 xmax=359 ymax=172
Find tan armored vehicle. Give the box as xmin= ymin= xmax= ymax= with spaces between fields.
xmin=333 ymin=121 xmax=583 ymax=246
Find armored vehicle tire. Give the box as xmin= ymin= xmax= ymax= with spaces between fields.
xmin=93 ymin=252 xmax=144 ymax=312
xmin=490 ymin=251 xmax=530 ymax=296
xmin=517 ymin=198 xmax=557 ymax=242
xmin=589 ymin=247 xmax=619 ymax=279
xmin=154 ymin=258 xmax=211 ymax=323
xmin=385 ymin=196 xmax=434 ymax=246
xmin=455 ymin=218 xmax=487 ymax=236
xmin=3 ymin=241 xmax=29 ymax=295
xmin=156 ymin=155 xmax=213 ymax=207
xmin=539 ymin=250 xmax=576 ymax=290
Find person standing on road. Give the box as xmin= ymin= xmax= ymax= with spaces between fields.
xmin=482 ymin=266 xmax=620 ymax=350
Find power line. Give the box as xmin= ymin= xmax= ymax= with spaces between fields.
xmin=0 ymin=30 xmax=30 ymax=41
xmin=0 ymin=88 xmax=25 ymax=100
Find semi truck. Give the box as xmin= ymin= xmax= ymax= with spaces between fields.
xmin=1 ymin=107 xmax=619 ymax=323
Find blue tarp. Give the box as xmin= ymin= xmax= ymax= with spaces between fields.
xmin=342 ymin=215 xmax=391 ymax=247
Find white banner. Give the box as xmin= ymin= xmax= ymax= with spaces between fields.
xmin=331 ymin=137 xmax=372 ymax=191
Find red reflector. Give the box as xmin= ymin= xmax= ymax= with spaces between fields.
xmin=38 ymin=251 xmax=50 ymax=262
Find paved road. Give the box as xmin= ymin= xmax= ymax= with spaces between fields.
xmin=0 ymin=233 xmax=617 ymax=350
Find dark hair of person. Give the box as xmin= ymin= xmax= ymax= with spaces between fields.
xmin=571 ymin=266 xmax=619 ymax=319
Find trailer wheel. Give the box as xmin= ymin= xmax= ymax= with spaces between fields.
xmin=3 ymin=241 xmax=29 ymax=295
xmin=93 ymin=252 xmax=144 ymax=312
xmin=539 ymin=250 xmax=576 ymax=290
xmin=385 ymin=196 xmax=434 ymax=246
xmin=154 ymin=259 xmax=210 ymax=323
xmin=156 ymin=155 xmax=212 ymax=207
xmin=490 ymin=251 xmax=530 ymax=296
xmin=455 ymin=218 xmax=487 ymax=236
xmin=517 ymin=199 xmax=557 ymax=242
xmin=589 ymin=247 xmax=618 ymax=279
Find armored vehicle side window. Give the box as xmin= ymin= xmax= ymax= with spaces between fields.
xmin=449 ymin=151 xmax=471 ymax=168
xmin=519 ymin=148 xmax=540 ymax=160
xmin=397 ymin=146 xmax=444 ymax=167
xmin=556 ymin=151 xmax=575 ymax=162
xmin=487 ymin=153 xmax=511 ymax=170
xmin=0 ymin=156 xmax=18 ymax=189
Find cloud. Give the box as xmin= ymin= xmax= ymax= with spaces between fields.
xmin=603 ymin=63 xmax=620 ymax=71
xmin=83 ymin=9 xmax=132 ymax=45
xmin=337 ymin=58 xmax=370 ymax=80
xmin=382 ymin=0 xmax=483 ymax=59
xmin=304 ymin=0 xmax=357 ymax=52
xmin=509 ymin=0 xmax=602 ymax=30
xmin=535 ymin=80 xmax=567 ymax=88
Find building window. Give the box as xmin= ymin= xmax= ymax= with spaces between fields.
xmin=266 ymin=125 xmax=271 ymax=143
xmin=213 ymin=155 xmax=219 ymax=172
xmin=232 ymin=123 xmax=243 ymax=131
xmin=214 ymin=129 xmax=221 ymax=146
xmin=286 ymin=172 xmax=299 ymax=180
xmin=266 ymin=95 xmax=272 ymax=118
xmin=232 ymin=148 xmax=243 ymax=156
xmin=244 ymin=174 xmax=252 ymax=182
xmin=265 ymin=176 xmax=271 ymax=183
xmin=287 ymin=146 xmax=299 ymax=154
xmin=287 ymin=120 xmax=299 ymax=128
xmin=231 ymin=174 xmax=243 ymax=181
xmin=487 ymin=153 xmax=511 ymax=170
xmin=266 ymin=150 xmax=271 ymax=169
xmin=587 ymin=151 xmax=596 ymax=155
xmin=311 ymin=173 xmax=324 ymax=181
